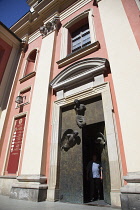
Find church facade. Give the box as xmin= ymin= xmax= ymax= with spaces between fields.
xmin=0 ymin=0 xmax=140 ymax=209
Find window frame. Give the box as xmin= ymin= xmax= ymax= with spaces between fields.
xmin=60 ymin=9 xmax=96 ymax=60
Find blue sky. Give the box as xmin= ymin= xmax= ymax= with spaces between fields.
xmin=0 ymin=0 xmax=30 ymax=28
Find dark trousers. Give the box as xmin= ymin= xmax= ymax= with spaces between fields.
xmin=89 ymin=178 xmax=101 ymax=200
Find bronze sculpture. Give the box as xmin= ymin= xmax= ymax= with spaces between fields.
xmin=74 ymin=99 xmax=86 ymax=128
xmin=61 ymin=129 xmax=80 ymax=151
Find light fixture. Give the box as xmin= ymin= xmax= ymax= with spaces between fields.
xmin=15 ymin=96 xmax=24 ymax=104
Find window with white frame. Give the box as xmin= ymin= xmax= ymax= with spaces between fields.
xmin=71 ymin=24 xmax=91 ymax=52
xmin=69 ymin=18 xmax=91 ymax=53
xmin=60 ymin=9 xmax=96 ymax=59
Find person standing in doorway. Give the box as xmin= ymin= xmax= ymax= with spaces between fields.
xmin=86 ymin=155 xmax=102 ymax=201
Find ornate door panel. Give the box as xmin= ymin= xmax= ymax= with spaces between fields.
xmin=59 ymin=104 xmax=83 ymax=203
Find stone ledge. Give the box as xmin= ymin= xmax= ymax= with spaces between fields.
xmin=121 ymin=172 xmax=140 ymax=209
xmin=57 ymin=41 xmax=100 ymax=68
xmin=121 ymin=183 xmax=140 ymax=194
xmin=17 ymin=175 xmax=47 ymax=184
xmin=12 ymin=183 xmax=48 ymax=190
xmin=19 ymin=72 xmax=36 ymax=83
xmin=0 ymin=176 xmax=16 ymax=179
xmin=123 ymin=172 xmax=140 ymax=183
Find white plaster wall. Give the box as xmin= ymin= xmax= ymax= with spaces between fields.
xmin=21 ymin=32 xmax=55 ymax=175
xmin=99 ymin=0 xmax=140 ymax=172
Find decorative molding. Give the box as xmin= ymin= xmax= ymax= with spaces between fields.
xmin=39 ymin=16 xmax=61 ymax=37
xmin=58 ymin=41 xmax=100 ymax=68
xmin=60 ymin=0 xmax=92 ymax=21
xmin=51 ymin=57 xmax=109 ymax=91
xmin=63 ymin=9 xmax=91 ymax=28
xmin=17 ymin=175 xmax=47 ymax=184
xmin=28 ymin=29 xmax=41 ymax=44
xmin=21 ymin=41 xmax=28 ymax=53
xmin=10 ymin=0 xmax=91 ymax=38
xmin=19 ymin=72 xmax=36 ymax=83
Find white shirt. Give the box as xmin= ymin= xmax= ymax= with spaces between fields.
xmin=92 ymin=162 xmax=100 ymax=178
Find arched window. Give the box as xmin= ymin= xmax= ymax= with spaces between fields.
xmin=24 ymin=49 xmax=37 ymax=76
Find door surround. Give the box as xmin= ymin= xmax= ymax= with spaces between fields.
xmin=47 ymin=58 xmax=122 ymax=207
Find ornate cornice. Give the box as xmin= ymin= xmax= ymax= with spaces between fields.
xmin=39 ymin=16 xmax=61 ymax=36
xmin=10 ymin=0 xmax=77 ymax=38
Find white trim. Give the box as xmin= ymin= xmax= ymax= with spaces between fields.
xmin=0 ymin=25 xmax=20 ymax=47
xmin=60 ymin=9 xmax=96 ymax=60
xmin=135 ymin=0 xmax=140 ymax=10
xmin=60 ymin=0 xmax=92 ymax=21
xmin=50 ymin=58 xmax=108 ymax=91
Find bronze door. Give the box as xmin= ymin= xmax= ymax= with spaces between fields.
xmin=59 ymin=96 xmax=111 ymax=204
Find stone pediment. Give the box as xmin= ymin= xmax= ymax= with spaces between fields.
xmin=50 ymin=58 xmax=110 ymax=91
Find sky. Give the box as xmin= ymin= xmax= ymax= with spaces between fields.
xmin=0 ymin=0 xmax=30 ymax=28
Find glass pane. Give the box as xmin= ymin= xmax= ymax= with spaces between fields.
xmin=72 ymin=42 xmax=81 ymax=51
xmin=72 ymin=38 xmax=81 ymax=46
xmin=82 ymin=39 xmax=91 ymax=46
xmin=82 ymin=29 xmax=90 ymax=36
xmin=82 ymin=33 xmax=90 ymax=40
xmin=72 ymin=36 xmax=81 ymax=42
xmin=82 ymin=32 xmax=91 ymax=46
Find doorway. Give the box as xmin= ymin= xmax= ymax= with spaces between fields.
xmin=47 ymin=82 xmax=121 ymax=206
xmin=82 ymin=122 xmax=111 ymax=204
xmin=59 ymin=97 xmax=111 ymax=204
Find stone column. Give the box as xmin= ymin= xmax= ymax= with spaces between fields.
xmin=102 ymin=84 xmax=122 ymax=206
xmin=47 ymin=102 xmax=61 ymax=201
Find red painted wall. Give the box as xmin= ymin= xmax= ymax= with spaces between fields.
xmin=0 ymin=38 xmax=12 ymax=84
xmin=0 ymin=36 xmax=42 ymax=175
